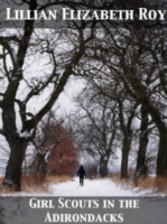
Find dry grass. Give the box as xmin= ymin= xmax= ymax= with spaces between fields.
xmin=46 ymin=175 xmax=71 ymax=184
xmin=21 ymin=174 xmax=48 ymax=192
xmin=110 ymin=172 xmax=167 ymax=194
xmin=137 ymin=177 xmax=167 ymax=193
xmin=138 ymin=177 xmax=155 ymax=189
xmin=154 ymin=177 xmax=167 ymax=193
xmin=108 ymin=173 xmax=122 ymax=184
xmin=0 ymin=174 xmax=71 ymax=194
xmin=109 ymin=173 xmax=133 ymax=187
xmin=1 ymin=173 xmax=167 ymax=194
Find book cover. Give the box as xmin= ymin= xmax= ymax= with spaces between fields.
xmin=0 ymin=1 xmax=166 ymax=223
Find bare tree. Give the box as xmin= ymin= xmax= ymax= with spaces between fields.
xmin=134 ymin=105 xmax=150 ymax=184
xmin=0 ymin=1 xmax=95 ymax=191
xmin=74 ymin=24 xmax=164 ymax=180
xmin=117 ymin=100 xmax=138 ymax=178
xmin=99 ymin=26 xmax=167 ymax=178
xmin=73 ymin=85 xmax=119 ymax=177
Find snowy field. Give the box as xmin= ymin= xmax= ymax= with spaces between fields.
xmin=48 ymin=178 xmax=156 ymax=197
xmin=1 ymin=177 xmax=166 ymax=197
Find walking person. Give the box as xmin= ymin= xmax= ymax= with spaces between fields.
xmin=77 ymin=165 xmax=86 ymax=186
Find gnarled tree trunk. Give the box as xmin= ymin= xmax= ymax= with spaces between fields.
xmin=3 ymin=138 xmax=28 ymax=191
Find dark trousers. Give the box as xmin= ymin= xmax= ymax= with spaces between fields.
xmin=79 ymin=177 xmax=84 ymax=186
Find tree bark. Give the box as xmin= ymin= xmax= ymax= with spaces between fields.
xmin=123 ymin=68 xmax=167 ymax=178
xmin=3 ymin=138 xmax=28 ymax=191
xmin=99 ymin=157 xmax=108 ymax=177
xmin=156 ymin=129 xmax=167 ymax=177
xmin=35 ymin=151 xmax=47 ymax=184
xmin=134 ymin=106 xmax=149 ymax=185
xmin=121 ymin=149 xmax=129 ymax=179
xmin=121 ymin=134 xmax=132 ymax=179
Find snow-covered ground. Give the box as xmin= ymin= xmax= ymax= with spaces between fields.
xmin=48 ymin=178 xmax=154 ymax=197
xmin=1 ymin=177 xmax=166 ymax=197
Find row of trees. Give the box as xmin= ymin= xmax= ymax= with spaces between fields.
xmin=70 ymin=25 xmax=167 ymax=184
xmin=72 ymin=82 xmax=156 ymax=182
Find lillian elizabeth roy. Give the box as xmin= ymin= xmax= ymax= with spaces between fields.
xmin=5 ymin=7 xmax=167 ymax=21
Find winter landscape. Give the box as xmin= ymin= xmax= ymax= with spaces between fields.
xmin=0 ymin=176 xmax=163 ymax=197
xmin=0 ymin=0 xmax=167 ymax=223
